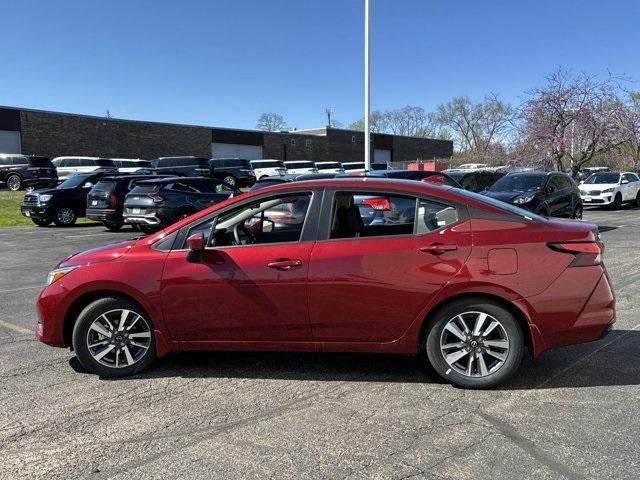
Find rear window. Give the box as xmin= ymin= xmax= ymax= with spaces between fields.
xmin=93 ymin=180 xmax=117 ymax=192
xmin=130 ymin=184 xmax=161 ymax=194
xmin=28 ymin=157 xmax=54 ymax=168
xmin=252 ymin=161 xmax=284 ymax=168
xmin=286 ymin=161 xmax=314 ymax=169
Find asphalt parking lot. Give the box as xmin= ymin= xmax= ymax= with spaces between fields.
xmin=1 ymin=209 xmax=639 ymax=480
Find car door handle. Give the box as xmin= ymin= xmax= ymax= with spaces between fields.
xmin=419 ymin=244 xmax=458 ymax=255
xmin=267 ymin=259 xmax=302 ymax=270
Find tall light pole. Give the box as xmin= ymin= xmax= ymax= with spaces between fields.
xmin=364 ymin=0 xmax=371 ymax=170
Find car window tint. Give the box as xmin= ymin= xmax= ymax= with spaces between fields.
xmin=11 ymin=156 xmax=27 ymax=165
xmin=460 ymin=174 xmax=478 ymax=192
xmin=67 ymin=159 xmax=80 ymax=167
xmin=167 ymin=182 xmax=200 ymax=193
xmin=416 ymin=199 xmax=459 ymax=234
xmin=186 ymin=194 xmax=312 ymax=247
xmin=330 ymin=192 xmax=416 ymax=239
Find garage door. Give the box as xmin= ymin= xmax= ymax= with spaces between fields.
xmin=212 ymin=143 xmax=263 ymax=160
xmin=0 ymin=131 xmax=21 ymax=154
xmin=374 ymin=148 xmax=391 ymax=166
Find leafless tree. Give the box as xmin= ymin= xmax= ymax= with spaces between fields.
xmin=256 ymin=112 xmax=287 ymax=132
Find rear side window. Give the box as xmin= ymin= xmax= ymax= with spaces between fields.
xmin=66 ymin=159 xmax=81 ymax=167
xmin=166 ymin=182 xmax=200 ymax=193
xmin=416 ymin=199 xmax=459 ymax=234
xmin=330 ymin=192 xmax=416 ymax=239
xmin=96 ymin=159 xmax=115 ymax=167
xmin=11 ymin=156 xmax=28 ymax=166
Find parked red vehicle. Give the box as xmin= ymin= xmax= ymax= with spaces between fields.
xmin=35 ymin=178 xmax=615 ymax=388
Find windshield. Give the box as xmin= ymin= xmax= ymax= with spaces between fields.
xmin=489 ymin=174 xmax=545 ymax=192
xmin=58 ymin=175 xmax=92 ymax=189
xmin=315 ymin=162 xmax=341 ymax=170
xmin=343 ymin=163 xmax=365 ymax=170
xmin=286 ymin=161 xmax=314 ymax=169
xmin=252 ymin=161 xmax=284 ymax=168
xmin=584 ymin=173 xmax=620 ymax=184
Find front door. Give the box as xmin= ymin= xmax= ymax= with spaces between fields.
xmin=161 ymin=191 xmax=318 ymax=343
xmin=307 ymin=191 xmax=472 ymax=344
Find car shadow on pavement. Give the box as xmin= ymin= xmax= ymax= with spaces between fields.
xmin=72 ymin=330 xmax=640 ymax=389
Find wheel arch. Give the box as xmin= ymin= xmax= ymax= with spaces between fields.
xmin=418 ymin=292 xmax=534 ymax=354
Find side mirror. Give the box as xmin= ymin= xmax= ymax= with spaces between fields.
xmin=186 ymin=232 xmax=205 ymax=262
xmin=262 ymin=219 xmax=275 ymax=233
xmin=621 ymin=179 xmax=629 ymax=184
xmin=82 ymin=182 xmax=94 ymax=188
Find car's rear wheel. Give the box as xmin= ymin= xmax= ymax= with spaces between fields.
xmin=53 ymin=207 xmax=77 ymax=226
xmin=72 ymin=297 xmax=156 ymax=377
xmin=104 ymin=221 xmax=123 ymax=232
xmin=634 ymin=190 xmax=640 ymax=208
xmin=31 ymin=218 xmax=51 ymax=227
xmin=223 ymin=175 xmax=236 ymax=187
xmin=425 ymin=298 xmax=523 ymax=389
xmin=572 ymin=204 xmax=583 ymax=219
xmin=612 ymin=193 xmax=622 ymax=209
xmin=6 ymin=174 xmax=22 ymax=191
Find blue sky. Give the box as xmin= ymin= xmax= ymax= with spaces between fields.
xmin=2 ymin=0 xmax=639 ymax=130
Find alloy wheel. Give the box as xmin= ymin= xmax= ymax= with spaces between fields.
xmin=439 ymin=311 xmax=510 ymax=377
xmin=6 ymin=175 xmax=21 ymax=191
xmin=223 ymin=175 xmax=236 ymax=187
xmin=57 ymin=208 xmax=75 ymax=224
xmin=86 ymin=309 xmax=152 ymax=368
xmin=573 ymin=205 xmax=583 ymax=219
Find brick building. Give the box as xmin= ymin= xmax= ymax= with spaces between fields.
xmin=0 ymin=106 xmax=452 ymax=165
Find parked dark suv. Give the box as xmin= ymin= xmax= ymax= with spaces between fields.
xmin=445 ymin=170 xmax=504 ymax=193
xmin=151 ymin=157 xmax=210 ymax=177
xmin=21 ymin=172 xmax=110 ymax=226
xmin=0 ymin=154 xmax=58 ymax=191
xmin=86 ymin=174 xmax=162 ymax=231
xmin=209 ymin=158 xmax=256 ymax=188
xmin=123 ymin=177 xmax=237 ymax=233
xmin=482 ymin=171 xmax=583 ymax=218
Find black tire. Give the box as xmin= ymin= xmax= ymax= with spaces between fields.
xmin=425 ymin=298 xmax=524 ymax=389
xmin=634 ymin=190 xmax=640 ymax=208
xmin=6 ymin=174 xmax=22 ymax=191
xmin=222 ymin=175 xmax=237 ymax=187
xmin=104 ymin=221 xmax=123 ymax=232
xmin=32 ymin=218 xmax=51 ymax=227
xmin=572 ymin=204 xmax=583 ymax=220
xmin=72 ymin=296 xmax=156 ymax=377
xmin=612 ymin=193 xmax=622 ymax=209
xmin=53 ymin=207 xmax=77 ymax=226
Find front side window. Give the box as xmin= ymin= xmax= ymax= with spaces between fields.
xmin=330 ymin=192 xmax=416 ymax=239
xmin=186 ymin=193 xmax=312 ymax=248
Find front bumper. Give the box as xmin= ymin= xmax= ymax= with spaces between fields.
xmin=21 ymin=205 xmax=53 ymax=220
xmin=581 ymin=193 xmax=613 ymax=205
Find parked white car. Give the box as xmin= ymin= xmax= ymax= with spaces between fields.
xmin=341 ymin=162 xmax=366 ymax=173
xmin=52 ymin=157 xmax=117 ymax=179
xmin=579 ymin=171 xmax=640 ymax=208
xmin=112 ymin=158 xmax=152 ymax=173
xmin=284 ymin=160 xmax=318 ymax=175
xmin=314 ymin=161 xmax=345 ymax=174
xmin=250 ymin=160 xmax=287 ymax=180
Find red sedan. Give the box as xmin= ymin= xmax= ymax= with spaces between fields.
xmin=35 ymin=178 xmax=615 ymax=388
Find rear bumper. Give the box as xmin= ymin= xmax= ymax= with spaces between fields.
xmin=87 ymin=208 xmax=121 ymax=223
xmin=124 ymin=213 xmax=161 ymax=225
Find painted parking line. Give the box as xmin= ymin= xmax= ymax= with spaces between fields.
xmin=0 ymin=285 xmax=44 ymax=294
xmin=0 ymin=319 xmax=32 ymax=335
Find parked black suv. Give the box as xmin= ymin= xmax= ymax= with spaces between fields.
xmin=21 ymin=172 xmax=110 ymax=226
xmin=86 ymin=174 xmax=162 ymax=231
xmin=150 ymin=157 xmax=210 ymax=177
xmin=0 ymin=154 xmax=58 ymax=191
xmin=209 ymin=158 xmax=256 ymax=188
xmin=482 ymin=171 xmax=583 ymax=218
xmin=445 ymin=169 xmax=504 ymax=192
xmin=123 ymin=177 xmax=237 ymax=233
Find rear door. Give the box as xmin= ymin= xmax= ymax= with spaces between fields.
xmin=307 ymin=188 xmax=472 ymax=344
xmin=544 ymin=175 xmax=567 ymax=216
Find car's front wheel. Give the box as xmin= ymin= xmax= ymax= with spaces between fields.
xmin=72 ymin=296 xmax=156 ymax=377
xmin=53 ymin=207 xmax=77 ymax=226
xmin=425 ymin=298 xmax=524 ymax=389
xmin=612 ymin=193 xmax=622 ymax=209
xmin=634 ymin=190 xmax=640 ymax=208
xmin=572 ymin=204 xmax=583 ymax=220
xmin=6 ymin=174 xmax=22 ymax=191
xmin=223 ymin=175 xmax=236 ymax=187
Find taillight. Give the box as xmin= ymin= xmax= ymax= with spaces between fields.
xmin=360 ymin=197 xmax=392 ymax=211
xmin=107 ymin=193 xmax=117 ymax=208
xmin=548 ymin=241 xmax=604 ymax=267
xmin=148 ymin=194 xmax=164 ymax=203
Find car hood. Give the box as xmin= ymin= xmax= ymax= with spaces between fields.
xmin=483 ymin=191 xmax=534 ymax=203
xmin=58 ymin=238 xmax=140 ymax=268
xmin=580 ymin=183 xmax=617 ymax=191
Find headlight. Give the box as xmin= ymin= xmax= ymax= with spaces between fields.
xmin=39 ymin=194 xmax=53 ymax=203
xmin=602 ymin=187 xmax=614 ymax=193
xmin=513 ymin=194 xmax=534 ymax=204
xmin=46 ymin=266 xmax=78 ymax=285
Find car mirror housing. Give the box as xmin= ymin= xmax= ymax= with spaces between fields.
xmin=186 ymin=232 xmax=205 ymax=262
xmin=621 ymin=179 xmax=629 ymax=184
